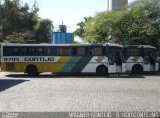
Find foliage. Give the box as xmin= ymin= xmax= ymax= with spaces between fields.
xmin=34 ymin=19 xmax=53 ymax=43
xmin=3 ymin=32 xmax=34 ymax=43
xmin=83 ymin=12 xmax=117 ymax=43
xmin=0 ymin=0 xmax=53 ymax=43
xmin=74 ymin=17 xmax=92 ymax=37
xmin=76 ymin=0 xmax=160 ymax=49
xmin=114 ymin=0 xmax=160 ymax=48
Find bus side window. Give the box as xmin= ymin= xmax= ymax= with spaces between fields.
xmin=85 ymin=47 xmax=90 ymax=56
xmin=54 ymin=47 xmax=58 ymax=56
xmin=72 ymin=47 xmax=77 ymax=55
xmin=12 ymin=47 xmax=19 ymax=56
xmin=4 ymin=47 xmax=12 ymax=56
xmin=89 ymin=47 xmax=92 ymax=55
xmin=103 ymin=47 xmax=106 ymax=55
xmin=44 ymin=47 xmax=52 ymax=56
xmin=51 ymin=47 xmax=55 ymax=56
xmin=56 ymin=47 xmax=63 ymax=56
xmin=20 ymin=47 xmax=28 ymax=56
xmin=90 ymin=47 xmax=103 ymax=56
xmin=62 ymin=47 xmax=72 ymax=56
xmin=28 ymin=47 xmax=35 ymax=56
xmin=55 ymin=47 xmax=71 ymax=56
xmin=76 ymin=47 xmax=85 ymax=56
xmin=38 ymin=47 xmax=44 ymax=56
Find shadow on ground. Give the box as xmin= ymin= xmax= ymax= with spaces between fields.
xmin=0 ymin=79 xmax=29 ymax=92
xmin=5 ymin=73 xmax=147 ymax=78
xmin=142 ymin=72 xmax=160 ymax=76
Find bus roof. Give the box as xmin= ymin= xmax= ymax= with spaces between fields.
xmin=1 ymin=43 xmax=102 ymax=46
xmin=1 ymin=43 xmax=155 ymax=49
xmin=123 ymin=45 xmax=138 ymax=48
xmin=106 ymin=43 xmax=123 ymax=47
xmin=124 ymin=45 xmax=156 ymax=49
xmin=139 ymin=45 xmax=156 ymax=49
xmin=1 ymin=43 xmax=123 ymax=47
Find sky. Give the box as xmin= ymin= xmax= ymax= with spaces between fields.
xmin=23 ymin=0 xmax=135 ymax=33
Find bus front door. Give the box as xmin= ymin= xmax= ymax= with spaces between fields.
xmin=108 ymin=49 xmax=123 ymax=73
xmin=115 ymin=51 xmax=122 ymax=73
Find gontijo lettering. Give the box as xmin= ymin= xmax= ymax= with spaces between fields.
xmin=24 ymin=57 xmax=54 ymax=62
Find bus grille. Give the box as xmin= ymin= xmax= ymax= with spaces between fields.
xmin=6 ymin=63 xmax=14 ymax=71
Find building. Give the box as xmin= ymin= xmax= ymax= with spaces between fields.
xmin=52 ymin=32 xmax=74 ymax=44
xmin=52 ymin=24 xmax=74 ymax=44
xmin=108 ymin=0 xmax=128 ymax=11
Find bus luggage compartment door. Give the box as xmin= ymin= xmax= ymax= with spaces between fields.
xmin=6 ymin=63 xmax=14 ymax=71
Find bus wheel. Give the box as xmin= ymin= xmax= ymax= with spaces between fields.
xmin=132 ymin=65 xmax=143 ymax=74
xmin=96 ymin=65 xmax=108 ymax=76
xmin=26 ymin=65 xmax=39 ymax=76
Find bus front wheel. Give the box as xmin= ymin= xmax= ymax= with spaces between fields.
xmin=96 ymin=65 xmax=108 ymax=76
xmin=26 ymin=65 xmax=39 ymax=76
xmin=132 ymin=65 xmax=143 ymax=74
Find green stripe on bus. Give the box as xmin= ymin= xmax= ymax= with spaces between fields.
xmin=61 ymin=57 xmax=82 ymax=72
xmin=70 ymin=56 xmax=92 ymax=73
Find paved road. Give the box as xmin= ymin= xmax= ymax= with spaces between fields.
xmin=0 ymin=72 xmax=160 ymax=112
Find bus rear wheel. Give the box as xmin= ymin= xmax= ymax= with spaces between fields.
xmin=26 ymin=65 xmax=39 ymax=76
xmin=132 ymin=65 xmax=143 ymax=74
xmin=96 ymin=65 xmax=108 ymax=76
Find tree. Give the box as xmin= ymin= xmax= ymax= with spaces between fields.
xmin=83 ymin=12 xmax=118 ymax=43
xmin=78 ymin=0 xmax=160 ymax=49
xmin=3 ymin=32 xmax=34 ymax=43
xmin=34 ymin=19 xmax=53 ymax=43
xmin=0 ymin=0 xmax=53 ymax=43
xmin=74 ymin=17 xmax=92 ymax=37
xmin=113 ymin=0 xmax=160 ymax=47
xmin=0 ymin=0 xmax=38 ymax=41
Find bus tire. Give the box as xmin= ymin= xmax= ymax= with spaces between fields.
xmin=132 ymin=64 xmax=143 ymax=74
xmin=96 ymin=65 xmax=108 ymax=76
xmin=26 ymin=65 xmax=39 ymax=76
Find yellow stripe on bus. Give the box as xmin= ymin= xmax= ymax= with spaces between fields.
xmin=52 ymin=56 xmax=71 ymax=72
xmin=1 ymin=57 xmax=71 ymax=73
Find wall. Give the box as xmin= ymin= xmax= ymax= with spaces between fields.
xmin=52 ymin=32 xmax=74 ymax=44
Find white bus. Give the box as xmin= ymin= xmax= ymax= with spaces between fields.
xmin=1 ymin=43 xmax=126 ymax=76
xmin=124 ymin=45 xmax=159 ymax=73
xmin=0 ymin=43 xmax=159 ymax=76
